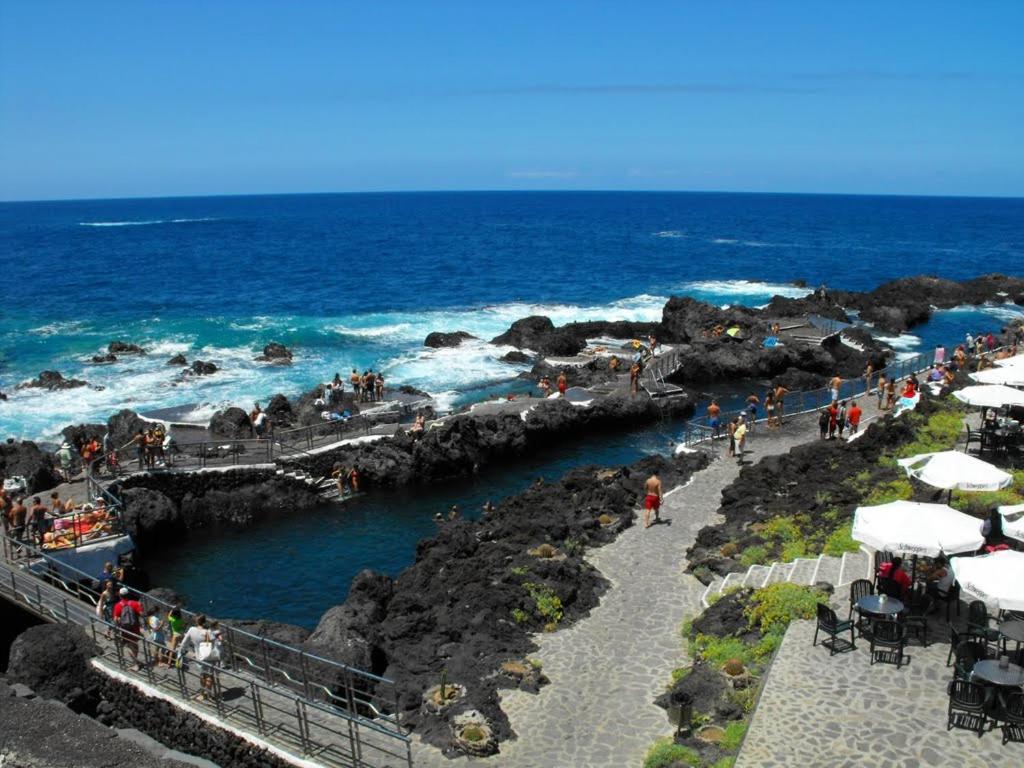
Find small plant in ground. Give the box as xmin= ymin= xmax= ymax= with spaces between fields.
xmin=598 ymin=513 xmax=615 ymax=525
xmin=510 ymin=565 xmax=529 ymax=578
xmin=720 ymin=721 xmax=747 ymax=751
xmin=746 ymin=583 xmax=825 ymax=635
xmin=460 ymin=725 xmax=486 ymax=743
xmin=710 ymin=758 xmax=736 ymax=768
xmin=823 ymin=522 xmax=859 ymax=556
xmin=780 ymin=539 xmax=807 ymax=562
xmin=543 ymin=621 xmax=558 ymax=633
xmin=670 ymin=666 xmax=691 ymax=683
xmin=739 ymin=545 xmax=769 ymax=567
xmin=692 ymin=634 xmax=752 ymax=667
xmin=729 ymin=685 xmax=759 ymax=714
xmin=523 ymin=581 xmax=564 ymax=624
xmin=642 ymin=739 xmax=701 ymax=768
xmin=531 ymin=543 xmax=557 ymax=559
xmin=723 ymin=658 xmax=745 ymax=676
xmin=563 ymin=537 xmax=584 ymax=556
xmin=500 ymin=661 xmax=530 ymax=678
xmin=511 ymin=608 xmax=528 ymax=624
xmin=863 ymin=477 xmax=913 ymax=506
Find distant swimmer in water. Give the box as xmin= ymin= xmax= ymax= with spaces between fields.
xmin=642 ymin=472 xmax=663 ymax=529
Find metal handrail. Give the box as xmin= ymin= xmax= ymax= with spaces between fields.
xmin=677 ymin=341 xmax=1007 ymax=449
xmin=0 ymin=533 xmax=405 ymax=734
xmin=0 ymin=555 xmax=411 ymax=767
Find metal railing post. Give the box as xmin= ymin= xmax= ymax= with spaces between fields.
xmin=251 ymin=681 xmax=265 ymax=735
xmin=300 ymin=651 xmax=313 ymax=701
xmin=261 ymin=638 xmax=273 ymax=684
xmin=296 ymin=699 xmax=311 ymax=754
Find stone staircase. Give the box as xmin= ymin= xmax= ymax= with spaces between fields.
xmin=699 ymin=549 xmax=873 ymax=608
xmin=839 ymin=331 xmax=866 ymax=352
xmin=275 ymin=467 xmax=335 ymax=495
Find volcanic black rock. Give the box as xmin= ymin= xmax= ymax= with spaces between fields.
xmin=424 ymin=331 xmax=476 ymax=348
xmin=208 ymin=407 xmax=252 ymax=438
xmin=0 ymin=440 xmax=61 ymax=493
xmin=91 ymin=353 xmax=117 ymax=364
xmin=120 ymin=487 xmax=181 ymax=547
xmin=61 ymin=423 xmax=107 ymax=449
xmin=106 ymin=409 xmax=150 ymax=451
xmin=108 ymin=340 xmax=147 ymax=355
xmin=166 ymin=353 xmax=187 ymax=366
xmin=6 ymin=624 xmax=98 ymax=702
xmin=264 ymin=393 xmax=295 ymax=426
xmin=500 ymin=351 xmax=533 ymax=364
xmin=189 ymin=360 xmax=218 ymax=376
xmin=17 ymin=370 xmax=88 ymax=391
xmin=256 ymin=341 xmax=293 ymax=362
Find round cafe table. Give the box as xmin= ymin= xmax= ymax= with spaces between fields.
xmin=971 ymin=659 xmax=1024 ymax=687
xmin=999 ymin=619 xmax=1024 ymax=656
xmin=857 ymin=595 xmax=904 ymax=616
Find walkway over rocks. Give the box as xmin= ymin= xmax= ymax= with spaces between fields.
xmin=410 ymin=411 xmax=830 ymax=768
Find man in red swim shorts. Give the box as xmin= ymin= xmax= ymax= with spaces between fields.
xmin=643 ymin=472 xmax=663 ymax=529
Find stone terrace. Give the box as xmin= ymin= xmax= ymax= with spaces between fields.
xmin=737 ymin=618 xmax=1024 ymax=767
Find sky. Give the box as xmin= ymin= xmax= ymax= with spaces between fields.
xmin=1 ymin=1 xmax=1022 ymax=201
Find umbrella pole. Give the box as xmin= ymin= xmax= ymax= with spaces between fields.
xmin=911 ymin=554 xmax=918 ymax=587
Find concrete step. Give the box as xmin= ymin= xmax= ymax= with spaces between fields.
xmin=786 ymin=558 xmax=819 ymax=584
xmin=701 ymin=577 xmax=725 ymax=608
xmin=813 ymin=555 xmax=843 ymax=586
xmin=838 ymin=550 xmax=871 ymax=586
xmin=764 ymin=561 xmax=795 ymax=585
xmin=743 ymin=564 xmax=772 ymax=589
xmin=719 ymin=572 xmax=745 ymax=594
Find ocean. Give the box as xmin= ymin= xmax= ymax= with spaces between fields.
xmin=3 ymin=191 xmax=1023 ymax=442
xmin=4 ymin=191 xmax=1024 ymax=626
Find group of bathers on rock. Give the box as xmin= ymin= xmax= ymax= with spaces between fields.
xmin=345 ymin=368 xmax=385 ymax=403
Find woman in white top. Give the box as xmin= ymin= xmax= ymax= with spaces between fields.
xmin=177 ymin=615 xmax=223 ymax=699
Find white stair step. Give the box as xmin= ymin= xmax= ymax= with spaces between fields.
xmin=814 ymin=555 xmax=843 ymax=586
xmin=701 ymin=577 xmax=725 ymax=608
xmin=743 ymin=565 xmax=772 ymax=588
xmin=719 ymin=572 xmax=744 ymax=593
xmin=787 ymin=558 xmax=818 ymax=584
xmin=839 ymin=550 xmax=871 ymax=586
xmin=764 ymin=562 xmax=794 ymax=585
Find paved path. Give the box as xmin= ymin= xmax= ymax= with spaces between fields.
xmin=737 ymin=618 xmax=1023 ymax=767
xmin=411 ymin=411 xmax=826 ymax=768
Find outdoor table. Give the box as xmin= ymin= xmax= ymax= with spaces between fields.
xmin=999 ymin=619 xmax=1024 ymax=656
xmin=857 ymin=595 xmax=904 ymax=616
xmin=971 ymin=659 xmax=1024 ymax=687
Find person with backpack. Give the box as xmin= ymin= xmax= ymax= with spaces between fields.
xmin=112 ymin=587 xmax=144 ymax=668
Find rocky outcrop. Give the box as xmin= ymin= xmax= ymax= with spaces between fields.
xmin=657 ymin=297 xmax=762 ymax=344
xmin=61 ymin=423 xmax=107 ymax=448
xmin=106 ymin=409 xmax=150 ymax=451
xmin=833 ymin=274 xmax=1024 ymax=333
xmin=108 ymin=340 xmax=147 ymax=355
xmin=166 ymin=353 xmax=187 ymax=366
xmin=0 ymin=440 xmax=60 ymax=493
xmin=208 ymin=407 xmax=251 ymax=439
xmin=308 ymin=451 xmax=710 ymax=750
xmin=5 ymin=624 xmax=97 ymax=703
xmin=264 ymin=393 xmax=295 ymax=426
xmin=188 ymin=360 xmax=218 ymax=376
xmin=290 ymin=394 xmax=694 ymax=489
xmin=490 ymin=316 xmax=587 ymax=356
xmin=305 ymin=570 xmax=393 ymax=674
xmin=525 ymin=358 xmax=619 ymax=389
xmin=17 ymin=370 xmax=88 ymax=391
xmin=500 ymin=350 xmax=533 ymax=364
xmin=117 ymin=468 xmax=323 ymax=550
xmin=256 ymin=342 xmax=293 ymax=363
xmin=424 ymin=331 xmax=476 ymax=348
xmin=90 ymin=352 xmax=117 ymax=364
xmin=120 ymin=487 xmax=181 ymax=548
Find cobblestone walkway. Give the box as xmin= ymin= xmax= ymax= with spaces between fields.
xmin=736 ymin=619 xmax=1023 ymax=768
xmin=412 ymin=411 xmax=826 ymax=768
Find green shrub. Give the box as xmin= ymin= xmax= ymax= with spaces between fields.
xmin=739 ymin=545 xmax=769 ymax=567
xmin=761 ymin=516 xmax=801 ymax=543
xmin=751 ymin=629 xmax=784 ymax=660
xmin=511 ymin=608 xmax=528 ymax=624
xmin=780 ymin=540 xmax=807 ymax=562
xmin=510 ymin=565 xmax=528 ymax=578
xmin=522 ymin=582 xmax=563 ymax=623
xmin=710 ymin=759 xmax=736 ymax=768
xmin=692 ymin=634 xmax=752 ymax=667
xmin=951 ymin=488 xmax=1021 ymax=516
xmin=863 ymin=477 xmax=913 ymax=506
xmin=670 ymin=666 xmax=691 ymax=684
xmin=823 ymin=522 xmax=859 ymax=556
xmin=729 ymin=685 xmax=760 ymax=714
xmin=642 ymin=739 xmax=700 ymax=768
xmin=720 ymin=721 xmax=748 ymax=752
xmin=746 ymin=583 xmax=824 ymax=635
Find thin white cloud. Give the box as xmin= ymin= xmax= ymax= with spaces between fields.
xmin=507 ymin=170 xmax=579 ymax=179
xmin=628 ymin=168 xmax=681 ymax=178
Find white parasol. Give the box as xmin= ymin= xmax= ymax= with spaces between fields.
xmin=897 ymin=451 xmax=1013 ymax=492
xmin=953 ymin=384 xmax=1024 ymax=409
xmin=950 ymin=549 xmax=1024 ymax=612
xmin=851 ymin=500 xmax=985 ymax=558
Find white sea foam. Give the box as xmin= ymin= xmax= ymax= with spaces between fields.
xmin=78 ymin=217 xmax=220 ymax=227
xmin=874 ymin=333 xmax=922 ymax=360
xmin=28 ymin=320 xmax=86 ymax=336
xmin=939 ymin=303 xmax=1024 ymax=323
xmin=678 ymin=280 xmax=812 ymax=299
xmin=652 ymin=230 xmax=686 ymax=238
xmin=333 ymin=323 xmax=416 ymax=339
xmin=711 ymin=238 xmax=738 ymax=244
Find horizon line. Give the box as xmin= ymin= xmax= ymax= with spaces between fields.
xmin=3 ymin=187 xmax=1024 ymax=205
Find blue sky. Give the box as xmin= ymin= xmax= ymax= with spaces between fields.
xmin=1 ymin=1 xmax=1022 ymax=200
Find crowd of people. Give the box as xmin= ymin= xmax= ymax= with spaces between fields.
xmin=347 ymin=369 xmax=385 ymax=403
xmin=1 ymin=486 xmax=117 ymax=550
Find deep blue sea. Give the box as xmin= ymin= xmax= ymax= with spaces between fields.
xmin=3 ymin=191 xmax=1023 ymax=626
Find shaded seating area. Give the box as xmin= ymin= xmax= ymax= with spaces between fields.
xmin=813 ymin=603 xmax=855 ymax=655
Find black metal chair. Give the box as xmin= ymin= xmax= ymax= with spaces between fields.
xmin=994 ymin=689 xmax=1024 ymax=745
xmin=933 ymin=581 xmax=961 ymax=622
xmin=946 ymin=624 xmax=963 ymax=667
xmin=963 ymin=424 xmax=984 ymax=454
xmin=848 ymin=579 xmax=873 ymax=638
xmin=869 ymin=619 xmax=907 ymax=668
xmin=953 ymin=639 xmax=989 ymax=680
xmin=903 ymin=595 xmax=933 ymax=647
xmin=946 ymin=679 xmax=991 ymax=737
xmin=813 ymin=603 xmax=855 ymax=656
xmin=966 ymin=600 xmax=1001 ymax=652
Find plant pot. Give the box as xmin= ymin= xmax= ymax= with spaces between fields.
xmin=421 ymin=682 xmax=466 ymax=715
xmin=451 ymin=710 xmax=498 ymax=757
xmin=697 ymin=725 xmax=726 ymax=744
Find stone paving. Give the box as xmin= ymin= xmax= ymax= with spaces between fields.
xmin=411 ymin=411 xmax=826 ymax=768
xmin=736 ymin=618 xmax=1024 ymax=768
